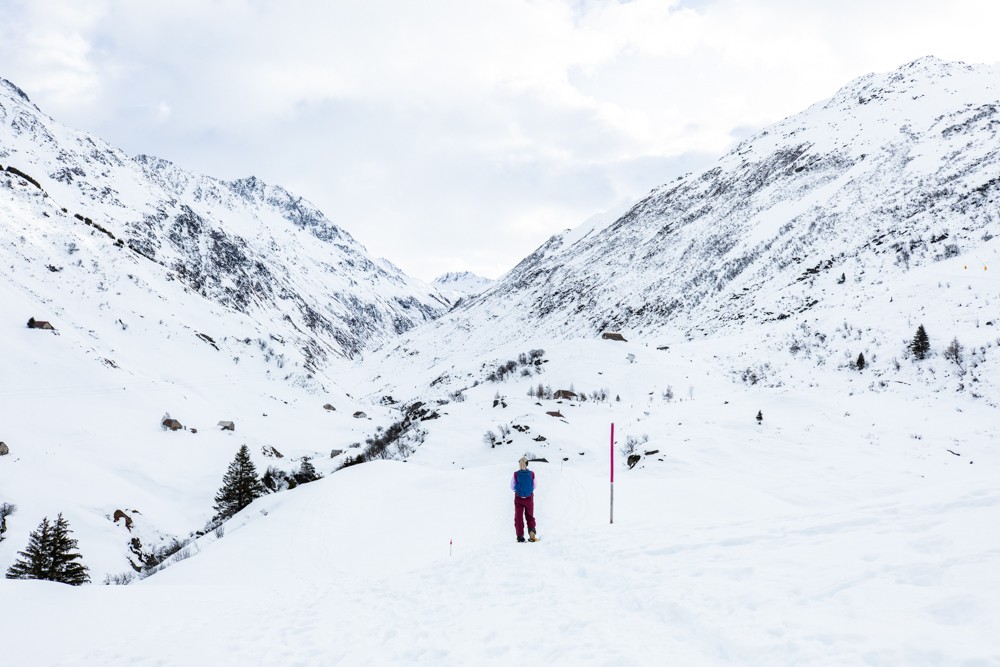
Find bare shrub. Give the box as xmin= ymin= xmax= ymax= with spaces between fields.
xmin=0 ymin=502 xmax=15 ymax=541
xmin=103 ymin=571 xmax=136 ymax=586
xmin=944 ymin=337 xmax=964 ymax=367
xmin=619 ymin=434 xmax=648 ymax=457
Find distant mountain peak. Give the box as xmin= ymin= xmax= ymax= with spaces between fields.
xmin=899 ymin=54 xmax=970 ymax=72
xmin=434 ymin=270 xmax=488 ymax=284
xmin=432 ymin=271 xmax=493 ymax=300
xmin=1 ymin=77 xmax=33 ymax=104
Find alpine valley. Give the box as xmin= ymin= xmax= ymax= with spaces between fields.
xmin=1 ymin=57 xmax=998 ymax=667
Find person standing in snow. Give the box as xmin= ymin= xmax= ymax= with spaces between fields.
xmin=511 ymin=456 xmax=538 ymax=542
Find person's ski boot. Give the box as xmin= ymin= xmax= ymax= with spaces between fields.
xmin=528 ymin=531 xmax=539 ymax=542
xmin=517 ymin=536 xmax=526 ymax=543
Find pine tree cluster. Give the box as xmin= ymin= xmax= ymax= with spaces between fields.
xmin=5 ymin=513 xmax=90 ymax=585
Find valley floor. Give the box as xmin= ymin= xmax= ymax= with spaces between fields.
xmin=4 ymin=391 xmax=999 ymax=666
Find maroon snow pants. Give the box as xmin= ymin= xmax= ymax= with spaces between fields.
xmin=514 ymin=495 xmax=536 ymax=538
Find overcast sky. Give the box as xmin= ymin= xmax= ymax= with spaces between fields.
xmin=3 ymin=0 xmax=1000 ymax=281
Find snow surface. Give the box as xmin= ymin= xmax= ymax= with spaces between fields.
xmin=3 ymin=337 xmax=1000 ymax=665
xmin=2 ymin=58 xmax=1000 ymax=666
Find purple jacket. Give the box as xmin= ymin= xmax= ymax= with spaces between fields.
xmin=510 ymin=469 xmax=536 ymax=497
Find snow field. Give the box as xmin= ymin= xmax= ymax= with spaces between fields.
xmin=3 ymin=56 xmax=1000 ymax=667
xmin=3 ymin=355 xmax=998 ymax=666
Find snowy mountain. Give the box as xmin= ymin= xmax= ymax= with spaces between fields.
xmin=0 ymin=75 xmax=449 ymax=584
xmin=432 ymin=270 xmax=493 ymax=301
xmin=363 ymin=56 xmax=999 ymax=399
xmin=0 ymin=77 xmax=450 ymax=371
xmin=2 ymin=58 xmax=999 ymax=667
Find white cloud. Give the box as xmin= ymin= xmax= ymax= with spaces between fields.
xmin=152 ymin=101 xmax=171 ymax=123
xmin=3 ymin=0 xmax=1000 ymax=280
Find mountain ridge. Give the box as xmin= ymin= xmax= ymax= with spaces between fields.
xmin=357 ymin=56 xmax=998 ymax=404
xmin=431 ymin=57 xmax=997 ymax=337
xmin=0 ymin=77 xmax=451 ymax=369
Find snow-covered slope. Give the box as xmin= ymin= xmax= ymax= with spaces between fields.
xmin=0 ymin=77 xmax=450 ymax=368
xmin=0 ymin=75 xmax=448 ymax=579
xmin=432 ymin=270 xmax=493 ymax=302
xmin=509 ymin=56 xmax=998 ymax=339
xmin=3 ymin=339 xmax=998 ymax=665
xmin=2 ymin=58 xmax=999 ymax=667
xmin=360 ymin=57 xmax=999 ymax=403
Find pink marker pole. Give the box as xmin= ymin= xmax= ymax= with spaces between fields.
xmin=610 ymin=422 xmax=615 ymax=525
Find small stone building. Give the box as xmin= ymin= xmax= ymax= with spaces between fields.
xmin=553 ymin=390 xmax=578 ymax=400
xmin=601 ymin=332 xmax=627 ymax=342
xmin=0 ymin=442 xmax=9 ymax=456
xmin=323 ymin=403 xmax=336 ymax=412
xmin=217 ymin=421 xmax=235 ymax=431
xmin=27 ymin=317 xmax=55 ymax=330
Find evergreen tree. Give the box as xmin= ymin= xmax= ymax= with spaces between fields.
xmin=756 ymin=410 xmax=763 ymax=425
xmin=910 ymin=324 xmax=930 ymax=360
xmin=856 ymin=352 xmax=866 ymax=371
xmin=6 ymin=516 xmax=52 ymax=581
xmin=6 ymin=513 xmax=90 ymax=585
xmin=294 ymin=457 xmax=320 ymax=484
xmin=48 ymin=513 xmax=90 ymax=585
xmin=213 ymin=444 xmax=265 ymax=521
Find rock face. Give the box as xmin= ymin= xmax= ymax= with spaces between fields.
xmin=0 ymin=77 xmax=450 ymax=372
xmin=406 ymin=57 xmax=1000 ymax=352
